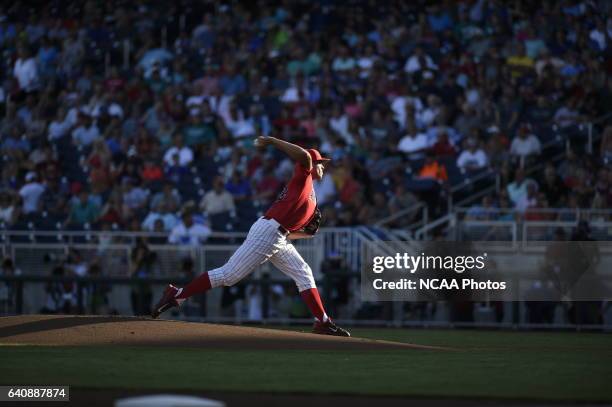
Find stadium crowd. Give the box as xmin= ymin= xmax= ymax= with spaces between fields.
xmin=0 ymin=0 xmax=610 ymax=244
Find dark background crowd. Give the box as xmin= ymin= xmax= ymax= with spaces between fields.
xmin=0 ymin=0 xmax=609 ymax=240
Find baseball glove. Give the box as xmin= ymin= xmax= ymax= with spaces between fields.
xmin=301 ymin=206 xmax=322 ymax=235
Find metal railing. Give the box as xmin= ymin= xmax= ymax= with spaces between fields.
xmin=412 ymin=207 xmax=612 ymax=244
xmin=2 ymin=273 xmax=611 ymax=330
xmin=414 ymin=213 xmax=456 ymax=240
xmin=374 ymin=202 xmax=428 ymax=230
xmin=0 ymin=228 xmax=370 ymax=278
xmin=455 ymin=207 xmax=612 ymax=220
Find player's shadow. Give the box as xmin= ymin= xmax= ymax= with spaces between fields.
xmin=0 ymin=316 xmax=151 ymax=338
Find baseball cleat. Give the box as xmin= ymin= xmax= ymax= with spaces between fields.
xmin=312 ymin=319 xmax=351 ymax=337
xmin=151 ymin=284 xmax=184 ymax=318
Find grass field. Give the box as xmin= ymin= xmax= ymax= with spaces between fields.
xmin=1 ymin=327 xmax=611 ymax=403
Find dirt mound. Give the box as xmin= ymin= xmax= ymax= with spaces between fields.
xmin=0 ymin=315 xmax=444 ymax=351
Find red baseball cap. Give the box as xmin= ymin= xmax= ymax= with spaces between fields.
xmin=307 ymin=148 xmax=331 ymax=163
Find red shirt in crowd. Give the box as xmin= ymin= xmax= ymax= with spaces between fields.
xmin=264 ymin=163 xmax=317 ymax=232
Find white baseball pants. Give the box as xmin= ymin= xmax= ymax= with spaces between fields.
xmin=207 ymin=217 xmax=316 ymax=291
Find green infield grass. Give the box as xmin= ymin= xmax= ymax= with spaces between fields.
xmin=0 ymin=328 xmax=610 ymax=402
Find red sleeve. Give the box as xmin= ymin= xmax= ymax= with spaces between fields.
xmin=293 ymin=163 xmax=310 ymax=179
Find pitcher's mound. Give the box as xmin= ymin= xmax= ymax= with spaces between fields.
xmin=0 ymin=315 xmax=444 ymax=351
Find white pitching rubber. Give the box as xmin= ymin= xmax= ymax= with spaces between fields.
xmin=115 ymin=394 xmax=225 ymax=407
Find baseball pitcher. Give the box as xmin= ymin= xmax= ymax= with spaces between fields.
xmin=152 ymin=136 xmax=350 ymax=337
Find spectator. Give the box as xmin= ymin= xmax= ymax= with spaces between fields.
xmin=168 ymin=209 xmax=211 ymax=246
xmin=200 ymin=176 xmax=235 ymax=216
xmin=142 ymin=202 xmax=177 ymax=232
xmin=71 ymin=112 xmax=100 ymax=147
xmin=19 ymin=172 xmax=45 ymax=214
xmin=163 ymin=133 xmax=193 ymax=167
xmin=122 ymin=179 xmax=149 ymax=213
xmin=404 ymin=46 xmax=438 ymax=74
xmin=418 ymin=153 xmax=449 ymax=183
xmin=506 ymin=43 xmax=534 ymax=78
xmin=527 ymin=96 xmax=555 ymax=125
xmin=42 ymin=262 xmax=76 ymax=314
xmin=65 ymin=248 xmax=88 ymax=277
xmin=13 ymin=47 xmax=39 ymax=95
xmin=150 ymin=183 xmax=181 ymax=213
xmin=389 ymin=184 xmax=419 ymax=213
xmin=456 ymin=138 xmax=488 ymax=172
xmin=398 ymin=123 xmax=428 ymax=159
xmin=129 ymin=239 xmax=157 ymax=316
xmin=225 ymin=172 xmax=252 ymax=202
xmin=430 ymin=131 xmax=457 ymax=157
xmin=141 ymin=159 xmax=164 ymax=184
xmin=0 ymin=191 xmax=18 ymax=225
xmin=539 ymin=164 xmax=567 ymax=207
xmin=554 ymin=99 xmax=582 ymax=128
xmin=466 ymin=196 xmax=497 ymax=221
xmin=164 ymin=153 xmax=190 ymax=184
xmin=507 ymin=169 xmax=538 ymax=207
xmin=67 ymin=190 xmax=100 ymax=226
xmin=98 ymin=191 xmax=126 ymax=226
xmin=0 ymin=258 xmax=22 ymax=314
xmin=47 ymin=107 xmax=72 ymax=141
xmin=183 ymin=111 xmax=215 ymax=146
xmin=510 ymin=124 xmax=541 ymax=163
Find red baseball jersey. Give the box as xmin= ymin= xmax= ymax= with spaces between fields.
xmin=264 ymin=163 xmax=317 ymax=232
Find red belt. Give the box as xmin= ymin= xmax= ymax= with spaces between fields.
xmin=263 ymin=216 xmax=290 ymax=235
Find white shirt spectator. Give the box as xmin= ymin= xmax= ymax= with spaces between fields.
xmin=415 ymin=105 xmax=440 ymax=128
xmin=72 ymin=123 xmax=100 ymax=146
xmin=107 ymin=102 xmax=124 ymax=118
xmin=13 ymin=57 xmax=39 ymax=92
xmin=19 ymin=180 xmax=45 ymax=214
xmin=507 ymin=179 xmax=537 ymax=205
xmin=142 ymin=212 xmax=178 ymax=231
xmin=225 ymin=116 xmax=255 ymax=138
xmin=68 ymin=261 xmax=88 ymax=277
xmin=200 ymin=190 xmax=235 ymax=215
xmin=589 ymin=28 xmax=606 ymax=51
xmin=404 ymin=53 xmax=438 ymax=74
xmin=168 ymin=222 xmax=211 ymax=245
xmin=554 ymin=106 xmax=580 ymax=128
xmin=207 ymin=94 xmax=233 ymax=123
xmin=329 ymin=113 xmax=354 ymax=144
xmin=456 ymin=149 xmax=488 ymax=170
xmin=163 ymin=146 xmax=194 ymax=166
xmin=186 ymin=95 xmax=205 ymax=109
xmin=357 ymin=56 xmax=375 ymax=71
xmin=332 ymin=57 xmax=356 ymax=71
xmin=0 ymin=206 xmax=14 ymax=223
xmin=398 ymin=133 xmax=428 ymax=155
xmin=510 ymin=135 xmax=541 ymax=158
xmin=391 ymin=96 xmax=423 ymax=128
xmin=123 ymin=186 xmax=149 ymax=210
xmin=535 ymin=55 xmax=565 ymax=77
xmin=330 ymin=113 xmax=348 ymax=135
xmin=65 ymin=106 xmax=80 ymax=127
xmin=48 ymin=118 xmax=71 ymax=140
xmin=516 ymin=194 xmax=537 ymax=213
xmin=280 ymin=85 xmax=309 ymax=103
